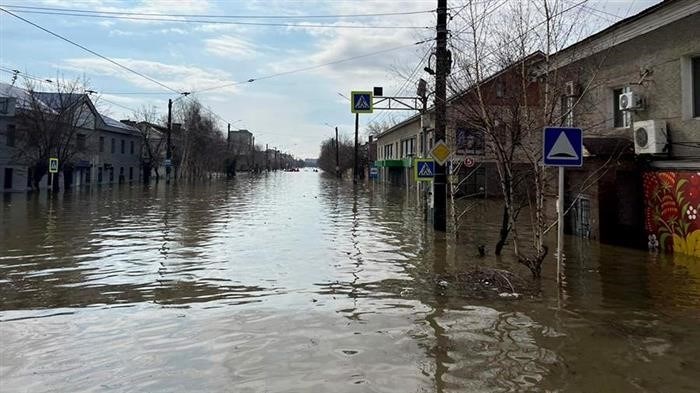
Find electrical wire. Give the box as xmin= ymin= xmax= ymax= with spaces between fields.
xmin=1 ymin=8 xmax=432 ymax=29
xmin=0 ymin=66 xmax=140 ymax=113
xmin=192 ymin=38 xmax=434 ymax=94
xmin=0 ymin=4 xmax=438 ymax=19
xmin=0 ymin=7 xmax=184 ymax=94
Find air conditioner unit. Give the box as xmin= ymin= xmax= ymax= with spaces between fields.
xmin=564 ymin=81 xmax=580 ymax=97
xmin=633 ymin=120 xmax=667 ymax=155
xmin=619 ymin=91 xmax=643 ymax=111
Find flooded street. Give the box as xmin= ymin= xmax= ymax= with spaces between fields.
xmin=2 ymin=171 xmax=700 ymax=392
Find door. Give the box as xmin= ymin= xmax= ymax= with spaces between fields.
xmin=571 ymin=196 xmax=591 ymax=239
xmin=3 ymin=168 xmax=13 ymax=189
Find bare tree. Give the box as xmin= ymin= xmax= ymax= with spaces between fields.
xmin=173 ymin=99 xmax=227 ymax=180
xmin=13 ymin=77 xmax=98 ymax=191
xmin=447 ymin=0 xmax=601 ymax=277
xmin=132 ymin=105 xmax=166 ymax=183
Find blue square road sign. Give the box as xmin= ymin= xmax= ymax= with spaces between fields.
xmin=543 ymin=127 xmax=583 ymax=167
xmin=351 ymin=91 xmax=373 ymax=114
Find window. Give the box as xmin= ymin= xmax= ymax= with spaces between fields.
xmin=693 ymin=56 xmax=700 ymax=117
xmin=456 ymin=127 xmax=485 ymax=155
xmin=109 ymin=168 xmax=114 ymax=182
xmin=130 ymin=140 xmax=135 ymax=155
xmin=99 ymin=136 xmax=104 ymax=152
xmin=77 ymin=133 xmax=86 ymax=151
xmin=129 ymin=167 xmax=133 ymax=181
xmin=495 ymin=81 xmax=504 ymax=98
xmin=384 ymin=144 xmax=393 ymax=159
xmin=111 ymin=138 xmax=116 ymax=153
xmin=121 ymin=139 xmax=125 ymax=154
xmin=98 ymin=167 xmax=103 ymax=183
xmin=613 ymin=87 xmax=631 ymax=128
xmin=6 ymin=124 xmax=15 ymax=147
xmin=560 ymin=95 xmax=574 ymax=127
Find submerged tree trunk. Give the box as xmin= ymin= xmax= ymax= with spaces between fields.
xmin=495 ymin=204 xmax=510 ymax=256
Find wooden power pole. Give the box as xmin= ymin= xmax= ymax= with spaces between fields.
xmin=433 ymin=0 xmax=448 ymax=231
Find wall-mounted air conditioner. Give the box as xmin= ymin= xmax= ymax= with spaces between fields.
xmin=633 ymin=120 xmax=667 ymax=155
xmin=619 ymin=91 xmax=643 ymax=111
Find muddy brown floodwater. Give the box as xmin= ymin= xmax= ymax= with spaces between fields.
xmin=1 ymin=170 xmax=700 ymax=392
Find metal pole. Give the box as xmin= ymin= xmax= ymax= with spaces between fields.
xmin=433 ymin=0 xmax=448 ymax=231
xmin=335 ymin=126 xmax=340 ymax=178
xmin=166 ymin=98 xmax=172 ymax=184
xmin=557 ymin=166 xmax=564 ymax=286
xmin=353 ymin=112 xmax=359 ymax=184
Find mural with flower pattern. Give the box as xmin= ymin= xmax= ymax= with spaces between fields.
xmin=643 ymin=171 xmax=700 ymax=257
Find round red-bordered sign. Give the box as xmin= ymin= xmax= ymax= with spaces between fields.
xmin=464 ymin=157 xmax=475 ymax=168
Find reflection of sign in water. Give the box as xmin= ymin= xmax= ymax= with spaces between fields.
xmin=414 ymin=159 xmax=435 ymax=182
xmin=49 ymin=157 xmax=59 ymax=173
xmin=456 ymin=127 xmax=484 ymax=155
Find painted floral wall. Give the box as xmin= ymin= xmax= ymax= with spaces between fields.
xmin=643 ymin=171 xmax=700 ymax=257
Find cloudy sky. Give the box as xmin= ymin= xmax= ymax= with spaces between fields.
xmin=0 ymin=0 xmax=659 ymax=158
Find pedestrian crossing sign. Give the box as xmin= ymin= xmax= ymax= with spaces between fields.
xmin=49 ymin=157 xmax=59 ymax=173
xmin=414 ymin=158 xmax=435 ymax=182
xmin=351 ymin=91 xmax=373 ymax=113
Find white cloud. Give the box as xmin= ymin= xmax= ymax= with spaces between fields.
xmin=204 ymin=35 xmax=256 ymax=58
xmin=62 ymin=57 xmax=239 ymax=94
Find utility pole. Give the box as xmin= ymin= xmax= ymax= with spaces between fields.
xmin=227 ymin=123 xmax=231 ymax=151
xmin=353 ymin=112 xmax=359 ymax=184
xmin=265 ymin=143 xmax=269 ymax=171
xmin=335 ymin=126 xmax=340 ymax=178
xmin=433 ymin=0 xmax=448 ymax=231
xmin=166 ymin=98 xmax=172 ymax=184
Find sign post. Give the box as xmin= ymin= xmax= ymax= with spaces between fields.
xmin=48 ymin=157 xmax=58 ymax=192
xmin=543 ymin=127 xmax=583 ymax=286
xmin=350 ymin=91 xmax=374 ymax=184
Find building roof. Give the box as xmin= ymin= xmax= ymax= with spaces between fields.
xmin=553 ymin=0 xmax=699 ymax=66
xmin=376 ymin=51 xmax=545 ymax=141
xmin=0 ymin=82 xmax=138 ymax=135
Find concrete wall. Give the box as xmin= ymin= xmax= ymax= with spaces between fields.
xmin=570 ymin=11 xmax=700 ymax=157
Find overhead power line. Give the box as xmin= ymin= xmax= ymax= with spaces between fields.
xmin=1 ymin=8 xmax=432 ymax=29
xmin=193 ymin=38 xmax=435 ymax=94
xmin=0 ymin=66 xmax=140 ymax=113
xmin=0 ymin=7 xmax=183 ymax=94
xmin=0 ymin=4 xmax=437 ymax=19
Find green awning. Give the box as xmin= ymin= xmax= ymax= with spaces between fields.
xmin=375 ymin=158 xmax=412 ymax=168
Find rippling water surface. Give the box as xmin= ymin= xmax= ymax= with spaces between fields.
xmin=2 ymin=171 xmax=700 ymax=392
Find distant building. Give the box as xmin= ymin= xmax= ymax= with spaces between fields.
xmin=304 ymin=158 xmax=318 ymax=167
xmin=0 ymin=83 xmax=142 ymax=192
xmin=227 ymin=129 xmax=253 ymax=152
